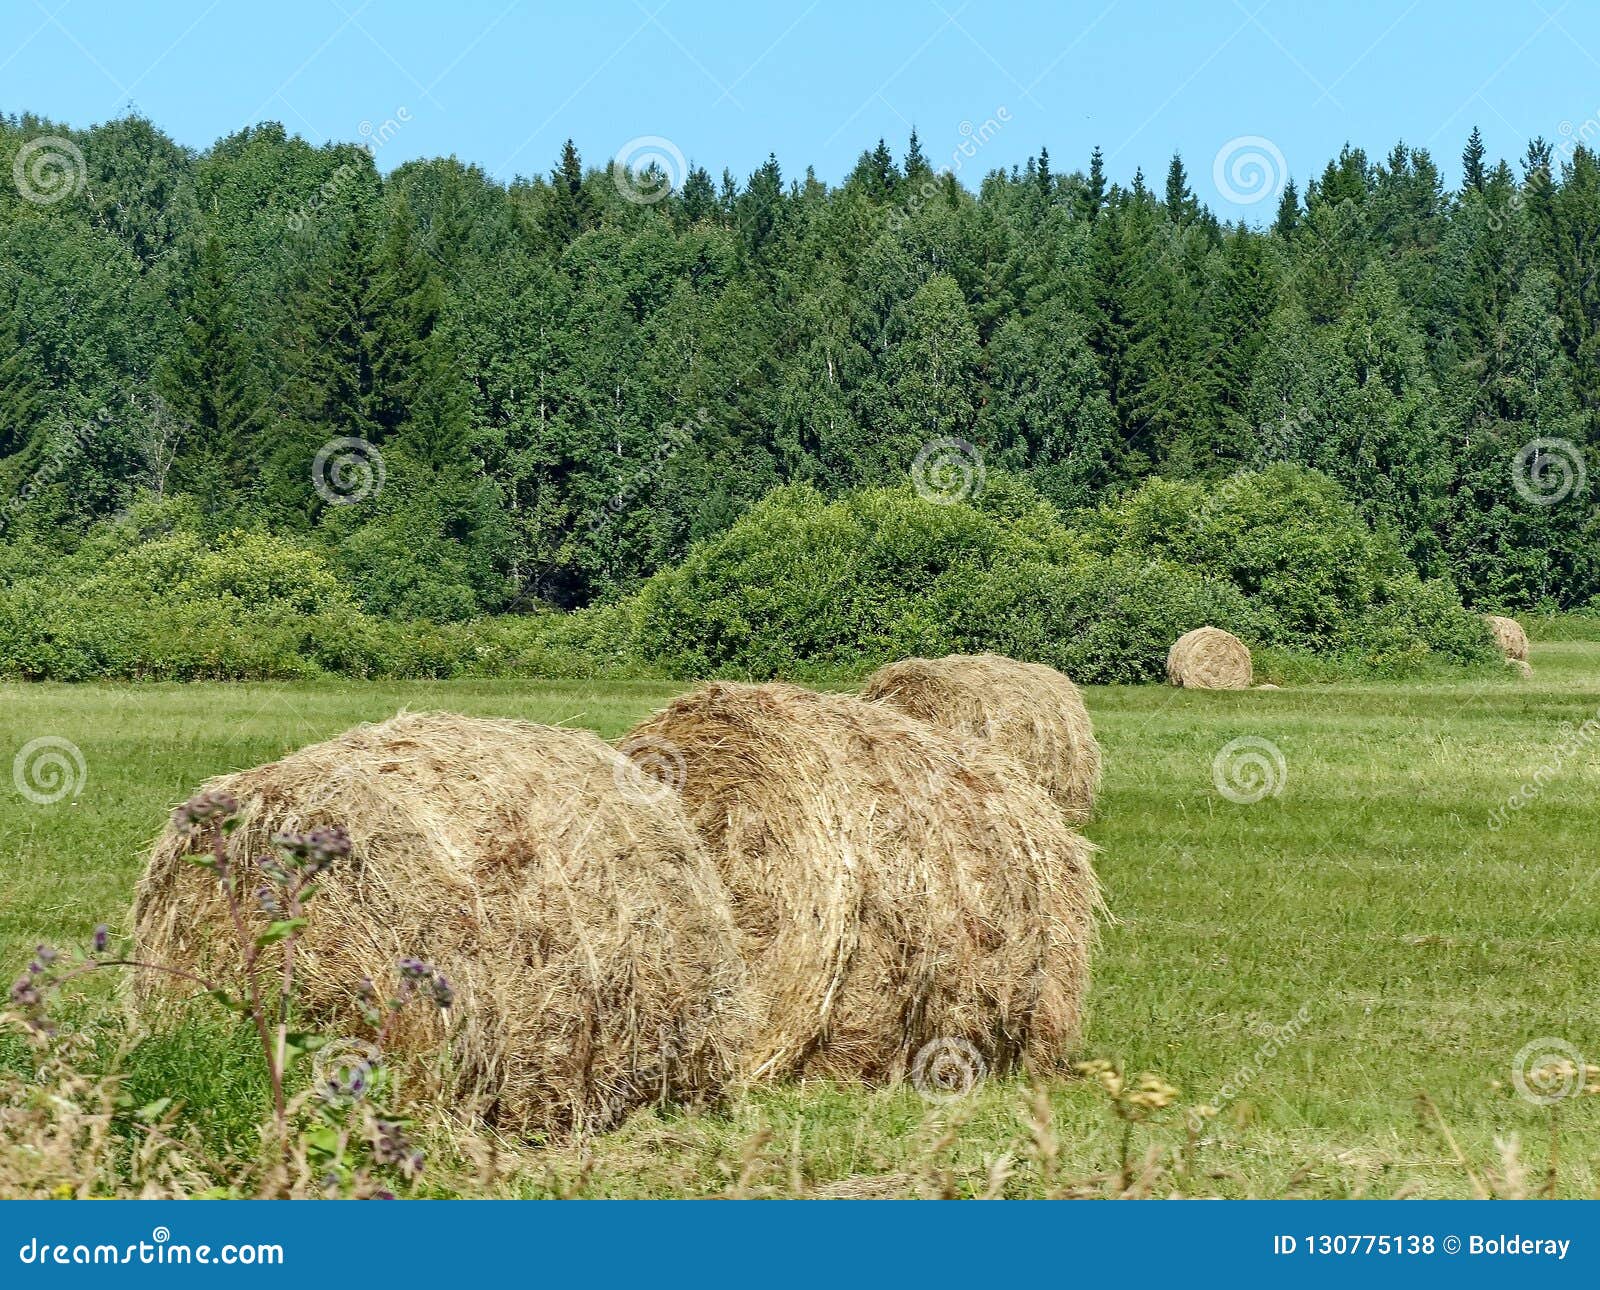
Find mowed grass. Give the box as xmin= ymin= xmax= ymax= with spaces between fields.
xmin=2 ymin=646 xmax=1598 ymax=1197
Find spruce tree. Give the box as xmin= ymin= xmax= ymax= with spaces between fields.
xmin=369 ymin=199 xmax=470 ymax=468
xmin=904 ymin=128 xmax=931 ymax=186
xmin=541 ymin=139 xmax=592 ymax=248
xmin=678 ymin=165 xmax=717 ymax=224
xmin=1273 ymin=178 xmax=1299 ymax=236
xmin=1164 ymin=152 xmax=1197 ymax=223
xmin=1462 ymin=126 xmax=1487 ymax=192
xmin=268 ymin=203 xmax=381 ymax=520
xmin=1085 ymin=146 xmax=1106 ymax=217
xmin=157 ymin=234 xmax=255 ymax=517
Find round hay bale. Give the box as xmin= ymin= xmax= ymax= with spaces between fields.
xmin=861 ymin=653 xmax=1101 ymax=822
xmin=1484 ymin=614 xmax=1530 ymax=664
xmin=1166 ymin=626 xmax=1252 ymax=690
xmin=1506 ymin=657 xmax=1534 ymax=679
xmin=622 ymin=683 xmax=1102 ymax=1084
xmin=131 ymin=712 xmax=746 ymax=1140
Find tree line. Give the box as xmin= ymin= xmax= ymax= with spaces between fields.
xmin=1 ymin=114 xmax=1596 ymax=618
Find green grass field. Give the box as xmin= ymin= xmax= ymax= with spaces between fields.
xmin=3 ymin=644 xmax=1599 ymax=1197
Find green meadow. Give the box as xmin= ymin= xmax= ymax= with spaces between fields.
xmin=3 ymin=637 xmax=1598 ymax=1197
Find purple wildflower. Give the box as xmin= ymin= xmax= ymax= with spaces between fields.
xmin=171 ymin=790 xmax=239 ymax=835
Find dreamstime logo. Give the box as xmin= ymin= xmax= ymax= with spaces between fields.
xmin=887 ymin=107 xmax=1011 ymax=232
xmin=1212 ymin=136 xmax=1287 ymax=206
xmin=286 ymin=107 xmax=410 ymax=232
xmin=910 ymin=1037 xmax=987 ymax=1102
xmin=1211 ymin=736 xmax=1287 ymax=804
xmin=1488 ymin=706 xmax=1600 ymax=831
xmin=585 ymin=412 xmax=706 ymax=538
xmin=1186 ymin=1003 xmax=1312 ymax=1130
xmin=911 ymin=437 xmax=985 ymax=505
xmin=312 ymin=437 xmax=385 ymax=505
xmin=12 ymin=135 xmax=86 ymax=206
xmin=614 ymin=734 xmax=688 ymax=805
xmin=313 ymin=1038 xmax=382 ymax=1105
xmin=0 ymin=412 xmax=99 ymax=535
xmin=1511 ymin=1037 xmax=1591 ymax=1106
xmin=13 ymin=737 xmax=87 ymax=805
xmin=1511 ymin=437 xmax=1586 ymax=507
xmin=612 ymin=136 xmax=687 ymax=205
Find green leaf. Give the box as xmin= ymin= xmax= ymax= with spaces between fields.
xmin=282 ymin=1031 xmax=328 ymax=1065
xmin=135 ymin=1097 xmax=173 ymax=1122
xmin=254 ymin=918 xmax=308 ymax=947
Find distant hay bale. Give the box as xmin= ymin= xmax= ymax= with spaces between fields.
xmin=1485 ymin=614 xmax=1530 ymax=664
xmin=131 ymin=712 xmax=745 ymax=1140
xmin=622 ymin=683 xmax=1102 ymax=1085
xmin=1506 ymin=657 xmax=1534 ymax=679
xmin=861 ymin=653 xmax=1101 ymax=822
xmin=1166 ymin=626 xmax=1252 ymax=690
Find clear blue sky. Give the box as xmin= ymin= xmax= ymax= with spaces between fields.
xmin=5 ymin=0 xmax=1600 ymax=220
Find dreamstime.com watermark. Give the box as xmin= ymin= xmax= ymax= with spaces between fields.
xmin=17 ymin=1229 xmax=283 ymax=1267
xmin=1511 ymin=437 xmax=1587 ymax=507
xmin=1211 ymin=736 xmax=1288 ymax=804
xmin=0 ymin=415 xmax=97 ymax=535
xmin=286 ymin=107 xmax=412 ymax=232
xmin=886 ymin=108 xmax=1012 ymax=231
xmin=585 ymin=411 xmax=706 ymax=538
xmin=612 ymin=135 xmax=689 ymax=205
xmin=313 ymin=1037 xmax=383 ymax=1105
xmin=911 ymin=437 xmax=985 ymax=504
xmin=910 ymin=1036 xmax=988 ymax=1103
xmin=312 ymin=437 xmax=385 ymax=505
xmin=11 ymin=134 xmax=86 ymax=205
xmin=1489 ymin=111 xmax=1600 ymax=233
xmin=1185 ymin=1003 xmax=1312 ymax=1130
xmin=1487 ymin=705 xmax=1600 ymax=830
xmin=12 ymin=736 xmax=87 ymax=805
xmin=1211 ymin=135 xmax=1288 ymax=206
xmin=613 ymin=733 xmax=688 ymax=806
xmin=1510 ymin=1037 xmax=1595 ymax=1106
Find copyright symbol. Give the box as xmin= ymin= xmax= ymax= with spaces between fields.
xmin=1443 ymin=1235 xmax=1460 ymax=1254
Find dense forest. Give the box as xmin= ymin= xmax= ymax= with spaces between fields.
xmin=1 ymin=113 xmax=1596 ymax=653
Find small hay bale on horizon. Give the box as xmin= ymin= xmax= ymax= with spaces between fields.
xmin=1167 ymin=626 xmax=1253 ymax=690
xmin=131 ymin=711 xmax=746 ymax=1140
xmin=1484 ymin=614 xmax=1531 ymax=667
xmin=861 ymin=653 xmax=1102 ymax=822
xmin=621 ymin=682 xmax=1103 ymax=1086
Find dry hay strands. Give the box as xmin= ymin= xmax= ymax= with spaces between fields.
xmin=621 ymin=682 xmax=1103 ymax=1087
xmin=131 ymin=711 xmax=746 ymax=1141
xmin=862 ymin=653 xmax=1101 ymax=822
xmin=1484 ymin=614 xmax=1531 ymax=670
xmin=1166 ymin=626 xmax=1253 ymax=690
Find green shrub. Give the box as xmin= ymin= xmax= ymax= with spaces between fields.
xmin=629 ymin=483 xmax=1043 ymax=677
xmin=627 ymin=481 xmax=1262 ymax=682
xmin=1339 ymin=575 xmax=1495 ymax=666
xmin=1090 ymin=465 xmax=1405 ymax=645
xmin=0 ymin=468 xmax=1499 ymax=685
xmin=953 ymin=556 xmax=1267 ymax=685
